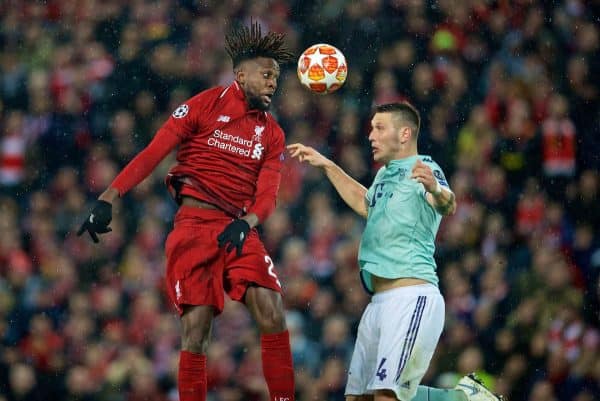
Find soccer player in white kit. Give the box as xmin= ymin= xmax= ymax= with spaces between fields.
xmin=288 ymin=102 xmax=503 ymax=401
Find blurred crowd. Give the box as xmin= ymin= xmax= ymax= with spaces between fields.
xmin=0 ymin=1 xmax=599 ymax=401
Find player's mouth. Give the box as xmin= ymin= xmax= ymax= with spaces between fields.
xmin=262 ymin=94 xmax=273 ymax=104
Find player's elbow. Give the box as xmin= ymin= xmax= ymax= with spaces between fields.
xmin=353 ymin=206 xmax=368 ymax=218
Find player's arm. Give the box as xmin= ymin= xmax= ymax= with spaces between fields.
xmin=288 ymin=143 xmax=368 ymax=218
xmin=101 ymin=127 xmax=182 ymax=202
xmin=218 ymin=129 xmax=284 ymax=256
xmin=427 ymin=184 xmax=456 ymax=216
xmin=218 ymin=163 xmax=280 ymax=256
xmin=411 ymin=159 xmax=456 ymax=216
xmin=78 ymin=98 xmax=200 ymax=243
xmin=77 ymin=127 xmax=182 ymax=242
xmin=243 ymin=165 xmax=281 ymax=229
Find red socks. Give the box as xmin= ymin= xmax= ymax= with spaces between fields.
xmin=178 ymin=332 xmax=294 ymax=401
xmin=261 ymin=330 xmax=295 ymax=401
xmin=178 ymin=351 xmax=207 ymax=401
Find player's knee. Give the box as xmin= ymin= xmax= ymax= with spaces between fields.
xmin=181 ymin=316 xmax=211 ymax=352
xmin=245 ymin=287 xmax=287 ymax=333
xmin=181 ymin=305 xmax=213 ymax=353
xmin=255 ymin=306 xmax=287 ymax=334
xmin=181 ymin=328 xmax=210 ymax=353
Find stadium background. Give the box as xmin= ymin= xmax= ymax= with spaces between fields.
xmin=0 ymin=1 xmax=599 ymax=400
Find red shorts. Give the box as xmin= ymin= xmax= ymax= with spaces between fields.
xmin=164 ymin=206 xmax=282 ymax=315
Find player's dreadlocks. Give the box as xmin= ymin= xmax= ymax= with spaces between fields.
xmin=225 ymin=20 xmax=295 ymax=68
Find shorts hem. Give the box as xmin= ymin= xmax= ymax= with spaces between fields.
xmin=367 ymin=385 xmax=407 ymax=400
xmin=176 ymin=301 xmax=223 ymax=316
xmin=229 ymin=279 xmax=282 ymax=303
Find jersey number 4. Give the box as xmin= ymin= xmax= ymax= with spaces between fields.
xmin=376 ymin=358 xmax=388 ymax=381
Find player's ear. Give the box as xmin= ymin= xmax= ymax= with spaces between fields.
xmin=235 ymin=68 xmax=246 ymax=84
xmin=399 ymin=126 xmax=412 ymax=143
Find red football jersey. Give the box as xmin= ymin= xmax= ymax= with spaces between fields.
xmin=110 ymin=81 xmax=285 ymax=223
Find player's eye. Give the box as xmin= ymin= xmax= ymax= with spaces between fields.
xmin=263 ymin=71 xmax=279 ymax=81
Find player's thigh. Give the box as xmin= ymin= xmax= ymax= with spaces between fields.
xmin=345 ymin=303 xmax=379 ymax=397
xmin=373 ymin=289 xmax=444 ymax=400
xmin=374 ymin=389 xmax=399 ymax=401
xmin=164 ymin=219 xmax=226 ymax=314
xmin=347 ymin=395 xmax=374 ymax=401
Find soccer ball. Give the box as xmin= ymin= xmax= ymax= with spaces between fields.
xmin=297 ymin=43 xmax=347 ymax=94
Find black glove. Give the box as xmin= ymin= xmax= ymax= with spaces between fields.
xmin=217 ymin=219 xmax=251 ymax=256
xmin=77 ymin=200 xmax=113 ymax=243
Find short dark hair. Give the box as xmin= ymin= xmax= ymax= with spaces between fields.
xmin=225 ymin=20 xmax=295 ymax=68
xmin=374 ymin=102 xmax=421 ymax=139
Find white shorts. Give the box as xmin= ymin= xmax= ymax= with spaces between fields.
xmin=345 ymin=284 xmax=445 ymax=401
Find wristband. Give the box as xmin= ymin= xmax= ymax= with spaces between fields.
xmin=432 ymin=181 xmax=442 ymax=196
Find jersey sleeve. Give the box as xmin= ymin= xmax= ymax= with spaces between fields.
xmin=110 ymin=88 xmax=222 ymax=196
xmin=430 ymin=161 xmax=451 ymax=190
xmin=417 ymin=159 xmax=452 ymax=198
xmin=110 ymin=126 xmax=181 ymax=196
xmin=246 ymin=123 xmax=285 ymax=223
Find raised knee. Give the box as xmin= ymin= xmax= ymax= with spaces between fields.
xmin=256 ymin=309 xmax=287 ymax=334
xmin=181 ymin=306 xmax=213 ymax=353
xmin=181 ymin=328 xmax=210 ymax=353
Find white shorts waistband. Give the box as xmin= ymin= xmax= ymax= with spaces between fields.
xmin=371 ymin=283 xmax=440 ymax=303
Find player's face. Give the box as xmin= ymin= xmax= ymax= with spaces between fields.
xmin=237 ymin=57 xmax=280 ymax=111
xmin=368 ymin=112 xmax=408 ymax=164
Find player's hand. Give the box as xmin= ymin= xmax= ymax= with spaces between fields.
xmin=217 ymin=219 xmax=251 ymax=256
xmin=287 ymin=143 xmax=332 ymax=168
xmin=411 ymin=159 xmax=438 ymax=193
xmin=77 ymin=200 xmax=113 ymax=243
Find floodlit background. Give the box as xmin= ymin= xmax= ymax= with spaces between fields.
xmin=0 ymin=1 xmax=599 ymax=401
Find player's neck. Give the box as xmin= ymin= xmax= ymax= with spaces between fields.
xmin=394 ymin=146 xmax=418 ymax=160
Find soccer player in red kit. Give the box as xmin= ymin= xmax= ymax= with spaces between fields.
xmin=78 ymin=22 xmax=296 ymax=401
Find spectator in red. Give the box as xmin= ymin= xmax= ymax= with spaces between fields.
xmin=19 ymin=314 xmax=64 ymax=373
xmin=540 ymin=93 xmax=576 ymax=200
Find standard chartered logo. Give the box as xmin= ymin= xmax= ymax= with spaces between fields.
xmin=208 ymin=129 xmax=263 ymax=160
xmin=252 ymin=143 xmax=264 ymax=160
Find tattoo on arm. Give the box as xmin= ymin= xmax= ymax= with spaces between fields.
xmin=434 ymin=191 xmax=455 ymax=215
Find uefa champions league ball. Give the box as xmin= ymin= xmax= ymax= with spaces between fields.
xmin=297 ymin=43 xmax=347 ymax=94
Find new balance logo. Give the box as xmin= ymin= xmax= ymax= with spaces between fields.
xmin=217 ymin=115 xmax=231 ymax=122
